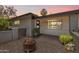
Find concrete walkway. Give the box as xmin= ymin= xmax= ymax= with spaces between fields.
xmin=0 ymin=35 xmax=65 ymax=53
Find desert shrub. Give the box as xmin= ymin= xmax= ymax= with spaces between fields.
xmin=59 ymin=34 xmax=73 ymax=45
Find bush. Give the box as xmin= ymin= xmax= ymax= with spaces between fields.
xmin=0 ymin=18 xmax=11 ymax=31
xmin=59 ymin=34 xmax=73 ymax=45
xmin=32 ymin=28 xmax=40 ymax=37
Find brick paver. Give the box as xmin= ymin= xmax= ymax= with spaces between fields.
xmin=34 ymin=35 xmax=65 ymax=53
xmin=0 ymin=35 xmax=65 ymax=53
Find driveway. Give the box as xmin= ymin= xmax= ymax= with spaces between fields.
xmin=0 ymin=35 xmax=65 ymax=53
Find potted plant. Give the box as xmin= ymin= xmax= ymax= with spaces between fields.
xmin=32 ymin=28 xmax=40 ymax=37
xmin=64 ymin=42 xmax=75 ymax=52
xmin=59 ymin=34 xmax=75 ymax=52
xmin=23 ymin=37 xmax=36 ymax=52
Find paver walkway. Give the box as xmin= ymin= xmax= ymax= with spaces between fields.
xmin=34 ymin=35 xmax=65 ymax=53
xmin=0 ymin=35 xmax=65 ymax=53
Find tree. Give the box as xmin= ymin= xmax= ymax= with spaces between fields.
xmin=0 ymin=18 xmax=11 ymax=30
xmin=0 ymin=5 xmax=17 ymax=31
xmin=2 ymin=6 xmax=17 ymax=18
xmin=40 ymin=9 xmax=47 ymax=16
xmin=0 ymin=5 xmax=4 ymax=16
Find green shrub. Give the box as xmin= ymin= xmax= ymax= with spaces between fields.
xmin=0 ymin=18 xmax=11 ymax=31
xmin=59 ymin=34 xmax=73 ymax=45
xmin=32 ymin=28 xmax=40 ymax=37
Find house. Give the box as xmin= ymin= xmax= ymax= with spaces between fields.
xmin=10 ymin=9 xmax=79 ymax=37
xmin=11 ymin=13 xmax=38 ymax=38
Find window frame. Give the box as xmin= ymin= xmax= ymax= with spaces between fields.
xmin=48 ymin=19 xmax=62 ymax=29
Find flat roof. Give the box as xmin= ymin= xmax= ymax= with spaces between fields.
xmin=37 ymin=9 xmax=79 ymax=19
xmin=11 ymin=9 xmax=79 ymax=20
xmin=11 ymin=13 xmax=38 ymax=20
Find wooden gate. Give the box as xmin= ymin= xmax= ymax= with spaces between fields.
xmin=18 ymin=28 xmax=26 ymax=39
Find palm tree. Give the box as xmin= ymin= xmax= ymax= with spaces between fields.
xmin=40 ymin=9 xmax=47 ymax=16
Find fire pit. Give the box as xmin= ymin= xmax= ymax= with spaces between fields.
xmin=23 ymin=37 xmax=36 ymax=53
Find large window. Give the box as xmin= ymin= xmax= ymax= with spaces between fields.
xmin=48 ymin=20 xmax=62 ymax=29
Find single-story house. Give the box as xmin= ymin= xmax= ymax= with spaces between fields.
xmin=10 ymin=9 xmax=79 ymax=37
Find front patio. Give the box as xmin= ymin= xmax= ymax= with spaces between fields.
xmin=0 ymin=35 xmax=78 ymax=53
xmin=34 ymin=35 xmax=64 ymax=53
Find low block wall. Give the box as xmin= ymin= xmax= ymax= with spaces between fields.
xmin=0 ymin=29 xmax=18 ymax=43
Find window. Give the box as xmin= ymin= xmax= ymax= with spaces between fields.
xmin=14 ymin=20 xmax=20 ymax=25
xmin=48 ymin=20 xmax=62 ymax=29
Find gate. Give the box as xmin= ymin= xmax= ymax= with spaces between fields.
xmin=18 ymin=28 xmax=26 ymax=39
xmin=69 ymin=15 xmax=78 ymax=32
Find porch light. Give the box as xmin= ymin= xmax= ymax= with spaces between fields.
xmin=36 ymin=20 xmax=40 ymax=28
xmin=36 ymin=20 xmax=40 ymax=24
xmin=36 ymin=25 xmax=40 ymax=28
xmin=36 ymin=21 xmax=39 ymax=24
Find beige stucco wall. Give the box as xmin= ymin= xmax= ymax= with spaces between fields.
xmin=35 ymin=15 xmax=70 ymax=36
xmin=77 ymin=14 xmax=79 ymax=29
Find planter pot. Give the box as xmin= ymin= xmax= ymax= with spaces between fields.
xmin=23 ymin=37 xmax=36 ymax=52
